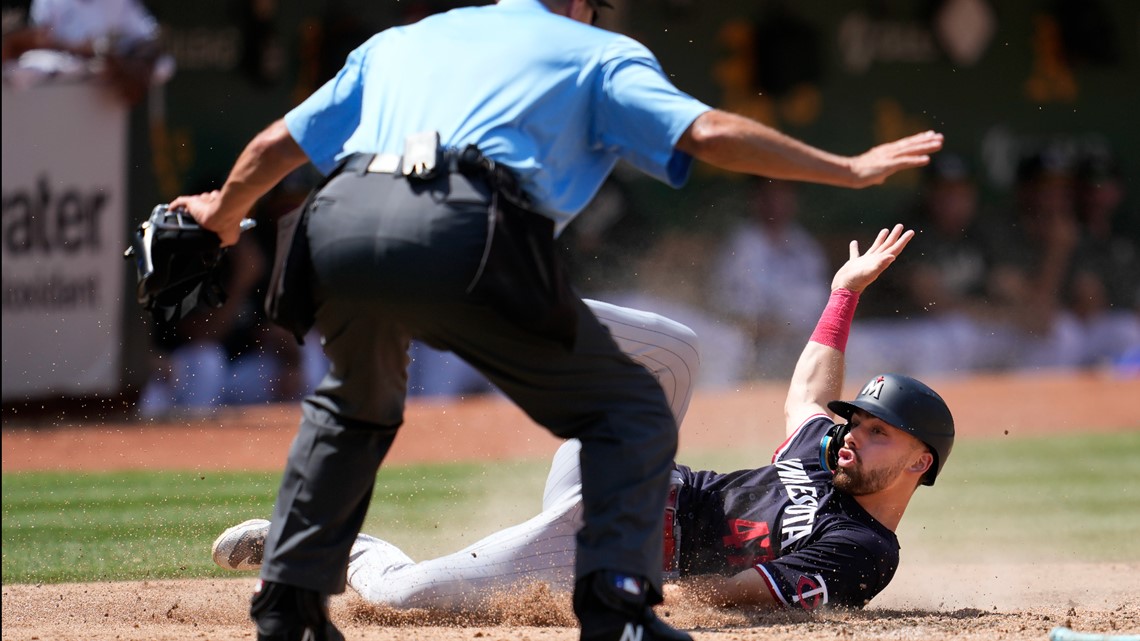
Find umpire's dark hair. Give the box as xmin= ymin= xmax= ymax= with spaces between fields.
xmin=828 ymin=373 xmax=955 ymax=486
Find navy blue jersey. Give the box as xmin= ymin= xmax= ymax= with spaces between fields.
xmin=673 ymin=414 xmax=899 ymax=609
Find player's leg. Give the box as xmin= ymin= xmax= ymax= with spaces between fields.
xmin=417 ymin=297 xmax=678 ymax=636
xmin=347 ymin=491 xmax=582 ymax=609
xmin=584 ymin=299 xmax=700 ymax=426
xmin=541 ymin=301 xmax=697 ymax=511
xmin=542 ymin=439 xmax=584 ymax=511
xmin=347 ymin=297 xmax=708 ymax=607
xmin=212 ymin=490 xmax=583 ymax=610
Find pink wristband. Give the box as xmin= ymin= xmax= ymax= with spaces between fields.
xmin=809 ymin=288 xmax=860 ymax=352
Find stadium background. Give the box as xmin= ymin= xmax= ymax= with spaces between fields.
xmin=4 ymin=0 xmax=1139 ymax=413
xmin=2 ymin=3 xmax=1139 ymax=639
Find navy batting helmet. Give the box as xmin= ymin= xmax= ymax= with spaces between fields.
xmin=827 ymin=373 xmax=954 ymax=486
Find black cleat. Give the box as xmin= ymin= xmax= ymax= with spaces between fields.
xmin=573 ymin=571 xmax=693 ymax=641
xmin=249 ymin=580 xmax=345 ymax=641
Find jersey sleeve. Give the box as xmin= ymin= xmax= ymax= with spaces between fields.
xmin=753 ymin=528 xmax=898 ymax=610
xmin=284 ymin=35 xmax=377 ymax=174
xmin=771 ymin=414 xmax=833 ymax=465
xmin=593 ymin=36 xmax=711 ymax=188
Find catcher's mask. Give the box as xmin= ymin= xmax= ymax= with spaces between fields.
xmin=826 ymin=373 xmax=955 ymax=486
xmin=124 ymin=205 xmax=252 ymax=327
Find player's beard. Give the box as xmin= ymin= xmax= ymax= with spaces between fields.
xmin=833 ymin=456 xmax=910 ymax=496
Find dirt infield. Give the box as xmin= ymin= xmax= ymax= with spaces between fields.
xmin=3 ymin=371 xmax=1139 ymax=640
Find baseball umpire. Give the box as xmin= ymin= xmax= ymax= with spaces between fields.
xmin=168 ymin=1 xmax=942 ymax=639
xmin=213 ymin=225 xmax=955 ymax=613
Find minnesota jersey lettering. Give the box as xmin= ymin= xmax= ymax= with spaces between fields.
xmin=774 ymin=459 xmax=821 ymax=548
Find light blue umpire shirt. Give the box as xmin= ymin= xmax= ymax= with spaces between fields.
xmin=284 ymin=0 xmax=711 ymax=233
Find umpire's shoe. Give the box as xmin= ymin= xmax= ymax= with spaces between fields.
xmin=249 ymin=580 xmax=345 ymax=641
xmin=573 ymin=571 xmax=693 ymax=641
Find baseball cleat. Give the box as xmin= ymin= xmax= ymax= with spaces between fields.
xmin=212 ymin=518 xmax=270 ymax=571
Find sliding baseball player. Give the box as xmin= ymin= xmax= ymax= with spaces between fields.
xmin=214 ymin=225 xmax=954 ymax=612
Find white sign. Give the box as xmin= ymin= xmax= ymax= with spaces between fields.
xmin=2 ymin=80 xmax=127 ymax=400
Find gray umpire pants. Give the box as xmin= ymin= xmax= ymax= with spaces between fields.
xmin=259 ymin=166 xmax=678 ymax=601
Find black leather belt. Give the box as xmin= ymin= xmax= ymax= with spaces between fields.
xmin=343 ymin=150 xmax=460 ymax=176
xmin=342 ymin=145 xmax=531 ymax=208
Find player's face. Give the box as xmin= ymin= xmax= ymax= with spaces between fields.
xmin=832 ymin=411 xmax=925 ymax=496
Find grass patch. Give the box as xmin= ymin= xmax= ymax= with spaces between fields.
xmin=1 ymin=460 xmax=548 ymax=584
xmin=899 ymin=430 xmax=1140 ymax=562
xmin=3 ymin=431 xmax=1137 ymax=584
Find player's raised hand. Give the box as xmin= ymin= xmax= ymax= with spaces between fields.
xmin=831 ymin=224 xmax=914 ymax=293
xmin=848 ymin=131 xmax=944 ymax=188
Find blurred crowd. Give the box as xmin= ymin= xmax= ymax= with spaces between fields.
xmin=134 ymin=144 xmax=1139 ymax=418
xmin=2 ymin=0 xmax=174 ymax=104
xmin=843 ymin=147 xmax=1139 ymax=384
xmin=566 ymin=145 xmax=1138 ymax=389
xmin=827 ymin=149 xmax=1130 ymax=385
xmin=5 ymin=2 xmax=1133 ymax=417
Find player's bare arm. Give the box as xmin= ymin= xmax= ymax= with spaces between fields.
xmin=664 ymin=569 xmax=780 ymax=609
xmin=676 ymin=110 xmax=943 ymax=189
xmin=783 ymin=225 xmax=915 ymax=436
xmin=169 ymin=118 xmax=307 ymax=246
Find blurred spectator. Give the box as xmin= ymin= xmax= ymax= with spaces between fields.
xmin=2 ymin=0 xmax=173 ymax=104
xmin=1068 ymin=149 xmax=1140 ymax=370
xmin=809 ymin=146 xmax=1136 ymax=382
xmin=983 ymin=146 xmax=1086 ymax=370
xmin=709 ymin=178 xmax=828 ymax=379
xmin=845 ymin=152 xmax=1004 ymax=380
xmin=602 ymin=230 xmax=754 ymax=389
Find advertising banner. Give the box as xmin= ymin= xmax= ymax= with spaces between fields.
xmin=2 ymin=81 xmax=127 ymax=400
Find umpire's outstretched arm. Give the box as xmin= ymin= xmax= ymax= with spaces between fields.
xmin=676 ymin=110 xmax=942 ymax=189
